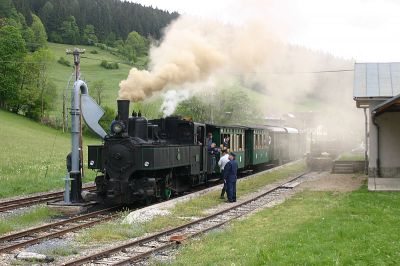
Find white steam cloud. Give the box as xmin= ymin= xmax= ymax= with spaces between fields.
xmin=160 ymin=89 xmax=190 ymax=117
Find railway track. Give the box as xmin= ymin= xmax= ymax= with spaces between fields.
xmin=62 ymin=172 xmax=309 ymax=266
xmin=0 ymin=184 xmax=96 ymax=213
xmin=0 ymin=207 xmax=120 ymax=254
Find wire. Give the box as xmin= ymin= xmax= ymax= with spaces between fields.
xmin=0 ymin=57 xmax=354 ymax=75
xmin=222 ymin=69 xmax=354 ymax=75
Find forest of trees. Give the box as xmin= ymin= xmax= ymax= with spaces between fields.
xmin=11 ymin=0 xmax=178 ymax=44
xmin=0 ymin=0 xmax=178 ymax=122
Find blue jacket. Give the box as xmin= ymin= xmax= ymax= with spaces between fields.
xmin=223 ymin=160 xmax=238 ymax=182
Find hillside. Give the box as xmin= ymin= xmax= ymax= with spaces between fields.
xmin=47 ymin=42 xmax=280 ymax=121
xmin=48 ymin=42 xmax=138 ymax=116
xmin=0 ymin=110 xmax=100 ymax=198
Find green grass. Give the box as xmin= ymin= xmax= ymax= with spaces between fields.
xmin=47 ymin=42 xmax=147 ymax=117
xmin=0 ymin=206 xmax=59 ymax=235
xmin=0 ymin=110 xmax=100 ymax=198
xmin=46 ymin=245 xmax=78 ymax=257
xmin=337 ymin=152 xmax=365 ymax=161
xmin=171 ymin=185 xmax=400 ymax=265
xmin=78 ymin=220 xmax=145 ymax=244
xmin=77 ymin=161 xmax=306 ymax=244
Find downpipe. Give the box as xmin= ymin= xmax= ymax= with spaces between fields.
xmin=363 ymin=108 xmax=369 ymax=175
xmin=372 ymin=112 xmax=380 ymax=178
xmin=68 ymin=80 xmax=89 ymax=203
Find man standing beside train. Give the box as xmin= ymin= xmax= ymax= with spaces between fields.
xmin=218 ymin=149 xmax=229 ymax=199
xmin=223 ymin=152 xmax=238 ymax=203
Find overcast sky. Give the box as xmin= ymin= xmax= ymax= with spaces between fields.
xmin=132 ymin=0 xmax=400 ymax=62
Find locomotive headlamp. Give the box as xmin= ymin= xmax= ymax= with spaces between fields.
xmin=112 ymin=122 xmax=124 ymax=134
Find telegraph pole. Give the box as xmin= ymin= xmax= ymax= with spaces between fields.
xmin=66 ymin=48 xmax=85 ymax=203
xmin=67 ymin=48 xmax=85 ymax=81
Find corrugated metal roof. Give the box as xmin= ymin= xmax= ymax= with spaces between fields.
xmin=354 ymin=63 xmax=400 ymax=98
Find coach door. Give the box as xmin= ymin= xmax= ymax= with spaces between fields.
xmin=195 ymin=125 xmax=206 ymax=172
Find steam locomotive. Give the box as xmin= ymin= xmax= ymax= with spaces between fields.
xmin=88 ymin=100 xmax=305 ymax=204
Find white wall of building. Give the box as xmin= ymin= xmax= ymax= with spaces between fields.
xmin=369 ymin=102 xmax=400 ymax=177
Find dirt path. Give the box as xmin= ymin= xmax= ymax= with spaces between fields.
xmin=297 ymin=172 xmax=366 ymax=192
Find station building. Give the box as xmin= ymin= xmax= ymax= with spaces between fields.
xmin=354 ymin=63 xmax=400 ymax=190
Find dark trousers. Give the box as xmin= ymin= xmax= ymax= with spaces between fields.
xmin=226 ymin=181 xmax=236 ymax=202
xmin=221 ymin=180 xmax=226 ymax=197
xmin=220 ymin=170 xmax=226 ymax=197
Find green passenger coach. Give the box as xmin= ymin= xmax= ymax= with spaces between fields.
xmin=245 ymin=127 xmax=269 ymax=166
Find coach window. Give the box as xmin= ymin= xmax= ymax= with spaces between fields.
xmin=230 ymin=133 xmax=235 ymax=151
xmin=236 ymin=134 xmax=239 ymax=151
xmin=237 ymin=134 xmax=243 ymax=151
xmin=257 ymin=134 xmax=260 ymax=149
xmin=262 ymin=134 xmax=265 ymax=148
xmin=264 ymin=134 xmax=268 ymax=148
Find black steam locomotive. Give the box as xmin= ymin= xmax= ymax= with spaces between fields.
xmin=88 ymin=100 xmax=305 ymax=205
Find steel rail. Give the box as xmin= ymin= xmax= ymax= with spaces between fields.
xmin=62 ymin=172 xmax=309 ymax=266
xmin=0 ymin=185 xmax=96 ymax=212
xmin=0 ymin=206 xmax=119 ymax=253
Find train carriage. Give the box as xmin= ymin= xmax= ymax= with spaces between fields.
xmin=245 ymin=127 xmax=269 ymax=167
xmin=205 ymin=124 xmax=246 ymax=173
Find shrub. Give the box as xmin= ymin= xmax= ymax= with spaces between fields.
xmin=100 ymin=60 xmax=119 ymax=69
xmin=90 ymin=49 xmax=98 ymax=54
xmin=99 ymin=106 xmax=116 ymax=133
xmin=57 ymin=56 xmax=71 ymax=67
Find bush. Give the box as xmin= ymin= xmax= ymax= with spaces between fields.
xmin=90 ymin=50 xmax=98 ymax=54
xmin=96 ymin=43 xmax=106 ymax=50
xmin=49 ymin=31 xmax=63 ymax=43
xmin=100 ymin=60 xmax=119 ymax=69
xmin=57 ymin=56 xmax=71 ymax=67
xmin=83 ymin=105 xmax=115 ymax=137
xmin=99 ymin=106 xmax=116 ymax=133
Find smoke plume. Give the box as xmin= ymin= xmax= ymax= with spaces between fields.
xmin=119 ymin=5 xmax=363 ymax=147
xmin=118 ymin=16 xmax=276 ymax=102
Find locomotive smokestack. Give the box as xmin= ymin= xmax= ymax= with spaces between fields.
xmin=117 ymin=100 xmax=129 ymax=122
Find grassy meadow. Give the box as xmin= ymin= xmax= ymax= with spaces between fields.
xmin=45 ymin=42 xmax=288 ymax=120
xmin=47 ymin=42 xmax=132 ymax=114
xmin=170 ymin=185 xmax=400 ymax=265
xmin=0 ymin=110 xmax=101 ymax=198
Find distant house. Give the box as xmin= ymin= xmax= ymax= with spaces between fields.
xmin=354 ymin=63 xmax=400 ymax=190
